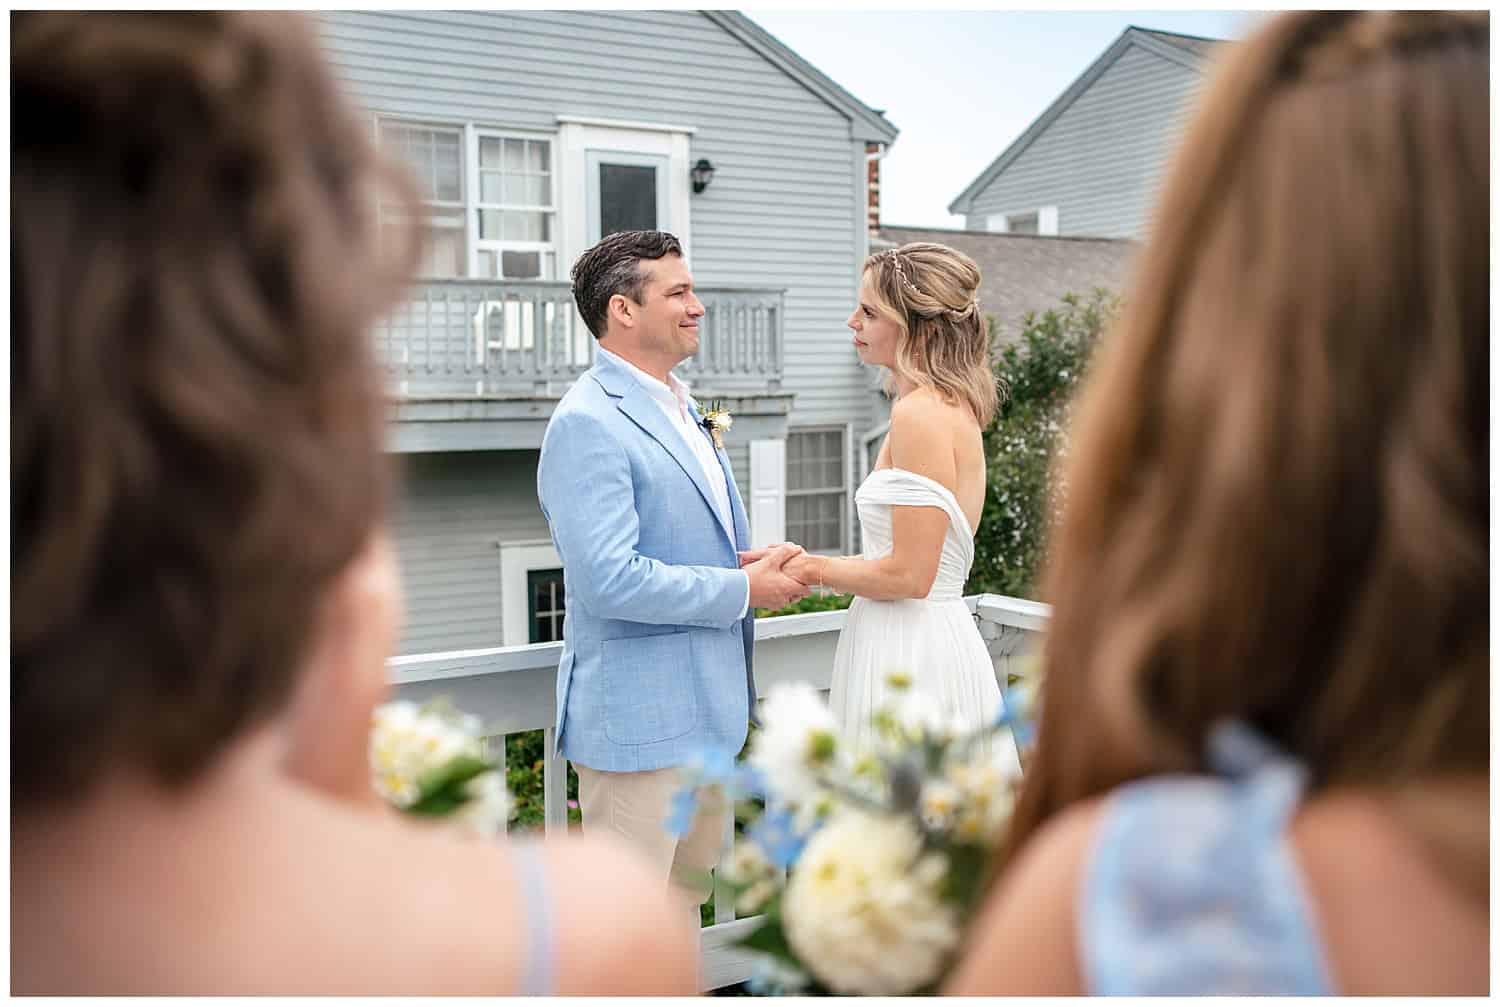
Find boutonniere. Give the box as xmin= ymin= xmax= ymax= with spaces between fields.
xmin=700 ymin=400 xmax=734 ymax=450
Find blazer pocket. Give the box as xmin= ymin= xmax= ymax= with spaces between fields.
xmin=602 ymin=631 xmax=699 ymax=746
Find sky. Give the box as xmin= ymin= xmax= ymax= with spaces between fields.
xmin=743 ymin=10 xmax=1264 ymax=229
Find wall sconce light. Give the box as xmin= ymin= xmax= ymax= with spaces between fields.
xmin=691 ymin=158 xmax=715 ymax=194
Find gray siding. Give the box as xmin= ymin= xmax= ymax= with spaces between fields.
xmin=391 ymin=444 xmax=755 ymax=657
xmin=390 ymin=451 xmax=549 ymax=655
xmin=317 ymin=10 xmax=873 ymax=432
xmin=965 ymin=43 xmax=1207 ymax=240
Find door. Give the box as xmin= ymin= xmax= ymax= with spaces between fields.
xmin=586 ymin=150 xmax=671 ymax=245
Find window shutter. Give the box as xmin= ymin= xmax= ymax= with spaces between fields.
xmin=749 ymin=438 xmax=787 ymax=549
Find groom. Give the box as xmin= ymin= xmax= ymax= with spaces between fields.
xmin=537 ymin=230 xmax=808 ymax=924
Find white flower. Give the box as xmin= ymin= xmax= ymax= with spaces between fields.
xmin=369 ymin=700 xmax=504 ymax=835
xmin=451 ymin=769 xmax=513 ymax=839
xmin=747 ymin=682 xmax=845 ymax=808
xmin=780 ymin=811 xmax=960 ymax=995
xmin=723 ymin=838 xmax=776 ymax=886
xmin=736 ymin=878 xmax=780 ymax=916
xmin=919 ymin=780 xmax=962 ymax=833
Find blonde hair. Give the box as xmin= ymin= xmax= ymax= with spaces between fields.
xmin=1008 ymin=11 xmax=1488 ymax=896
xmin=863 ymin=242 xmax=1001 ymax=426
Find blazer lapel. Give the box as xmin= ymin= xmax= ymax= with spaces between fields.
xmin=689 ymin=400 xmax=748 ymax=550
xmin=610 ymin=381 xmax=736 ymax=553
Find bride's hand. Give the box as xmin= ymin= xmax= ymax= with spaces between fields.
xmin=783 ymin=553 xmax=823 ymax=587
xmin=738 ymin=542 xmax=805 ymax=568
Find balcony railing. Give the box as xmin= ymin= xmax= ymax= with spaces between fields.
xmin=387 ymin=592 xmax=1050 ymax=991
xmin=375 ymin=279 xmax=785 ymax=399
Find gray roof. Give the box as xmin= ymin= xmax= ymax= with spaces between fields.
xmin=1134 ymin=27 xmax=1228 ymax=59
xmin=710 ymin=13 xmax=899 ymax=144
xmin=949 ymin=25 xmax=1224 ymax=215
xmin=873 ymin=226 xmax=1138 ymax=345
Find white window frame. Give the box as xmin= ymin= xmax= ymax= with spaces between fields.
xmin=986 ymin=205 xmax=1059 ymax=236
xmin=376 ymin=117 xmax=468 ymax=278
xmin=470 ymin=128 xmax=560 ymax=282
xmin=499 ymin=540 xmax=563 ymax=647
xmin=785 ymin=426 xmax=851 ymax=555
xmin=376 ymin=117 xmax=561 ymax=282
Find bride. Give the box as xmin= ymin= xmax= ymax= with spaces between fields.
xmin=782 ymin=243 xmax=1022 ymax=772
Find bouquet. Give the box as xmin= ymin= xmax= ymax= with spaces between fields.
xmin=369 ymin=698 xmax=514 ymax=838
xmin=670 ymin=673 xmax=1034 ymax=996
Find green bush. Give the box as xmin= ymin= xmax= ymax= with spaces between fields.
xmin=967 ymin=290 xmax=1117 ymax=601
xmin=754 ymin=589 xmax=854 ymax=619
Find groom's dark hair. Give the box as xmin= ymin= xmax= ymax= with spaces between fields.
xmin=571 ymin=229 xmax=684 ymax=339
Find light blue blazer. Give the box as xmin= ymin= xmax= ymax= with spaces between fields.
xmin=537 ymin=348 xmax=756 ymax=773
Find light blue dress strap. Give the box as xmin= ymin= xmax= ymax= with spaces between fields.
xmin=510 ymin=840 xmax=556 ymax=996
xmin=1079 ymin=720 xmax=1337 ymax=995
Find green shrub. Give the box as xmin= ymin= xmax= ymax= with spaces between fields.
xmin=967 ymin=290 xmax=1117 ymax=601
xmin=754 ymin=589 xmax=854 ymax=619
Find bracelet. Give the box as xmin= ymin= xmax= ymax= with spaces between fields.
xmin=818 ymin=555 xmax=828 ymax=591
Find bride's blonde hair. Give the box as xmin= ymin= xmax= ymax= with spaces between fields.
xmin=863 ymin=242 xmax=1001 ymax=425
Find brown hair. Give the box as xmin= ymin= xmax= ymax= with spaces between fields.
xmin=570 ymin=229 xmax=684 ymax=338
xmin=863 ymin=242 xmax=1001 ymax=426
xmin=11 ymin=13 xmax=422 ymax=807
xmin=1010 ymin=12 xmax=1488 ymax=875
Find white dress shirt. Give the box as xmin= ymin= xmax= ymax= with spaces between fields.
xmin=599 ymin=347 xmax=750 ymax=618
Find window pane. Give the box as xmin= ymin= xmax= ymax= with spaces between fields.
xmin=528 ymin=140 xmax=549 ymax=173
xmin=599 ymin=163 xmax=657 ymax=237
xmin=502 ymin=174 xmax=527 ymax=205
xmin=478 ymin=209 xmax=500 ymax=240
xmin=481 ymin=171 xmax=503 ymax=204
xmin=526 ymin=175 xmax=550 ymax=206
xmin=480 ymin=136 xmax=501 ymax=170
xmin=1008 ymin=212 xmax=1039 ymax=235
xmin=434 ymin=134 xmax=462 ymax=201
xmin=420 ymin=227 xmax=465 ymax=278
xmin=477 ymin=248 xmax=497 ymax=278
xmin=502 ymin=250 xmax=542 ymax=279
xmin=503 ymin=138 xmax=526 ymax=172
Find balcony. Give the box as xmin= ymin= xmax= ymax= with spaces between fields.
xmin=376 ymin=280 xmax=791 ymax=453
xmin=387 ymin=593 xmax=1050 ymax=991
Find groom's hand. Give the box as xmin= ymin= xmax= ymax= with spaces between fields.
xmin=738 ymin=542 xmax=805 ymax=568
xmin=745 ymin=543 xmax=811 ymax=610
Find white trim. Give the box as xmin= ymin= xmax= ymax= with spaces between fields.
xmin=556 ymin=114 xmax=698 ymax=135
xmin=557 ymin=121 xmax=693 ymax=268
xmin=749 ymin=438 xmax=787 ymax=549
xmin=1038 ymin=205 xmax=1060 ymax=236
xmin=498 ymin=539 xmax=562 ymax=647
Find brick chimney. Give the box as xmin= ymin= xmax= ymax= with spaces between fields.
xmin=865 ymin=142 xmax=882 ymax=233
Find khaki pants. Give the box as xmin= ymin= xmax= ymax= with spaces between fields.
xmin=572 ymin=762 xmax=729 ymax=932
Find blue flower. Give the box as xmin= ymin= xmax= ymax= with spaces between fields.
xmin=747 ymin=805 xmax=809 ymax=868
xmin=664 ymin=786 xmax=700 ymax=838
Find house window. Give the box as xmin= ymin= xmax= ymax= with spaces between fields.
xmin=475 ymin=134 xmax=557 ymax=281
xmin=786 ymin=428 xmax=847 ymax=553
xmin=379 ymin=121 xmax=466 ymax=277
xmin=986 ymin=205 xmax=1059 ymax=237
xmin=528 ymin=568 xmax=566 ymax=644
xmin=1007 ymin=212 xmax=1040 ymax=235
xmin=599 ymin=163 xmax=658 ymax=237
xmin=378 ymin=122 xmax=557 ymax=281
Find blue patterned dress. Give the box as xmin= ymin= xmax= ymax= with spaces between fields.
xmin=1080 ymin=722 xmax=1337 ymax=995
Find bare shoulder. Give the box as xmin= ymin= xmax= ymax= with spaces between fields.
xmin=538 ymin=832 xmax=700 ymax=995
xmin=888 ymin=390 xmax=960 ymax=484
xmin=1290 ymin=788 xmax=1489 ymax=994
xmin=944 ymin=798 xmax=1108 ymax=996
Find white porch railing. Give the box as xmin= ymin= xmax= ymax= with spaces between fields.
xmin=386 ymin=592 xmax=1050 ymax=991
xmin=375 ymin=279 xmax=785 ymax=399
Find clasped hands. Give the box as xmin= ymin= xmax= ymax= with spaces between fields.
xmin=737 ymin=542 xmax=826 ymax=610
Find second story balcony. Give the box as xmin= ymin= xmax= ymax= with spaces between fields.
xmin=377 ymin=280 xmax=791 ymax=454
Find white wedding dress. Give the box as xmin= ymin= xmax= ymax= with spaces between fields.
xmin=828 ymin=468 xmax=1023 ymax=774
